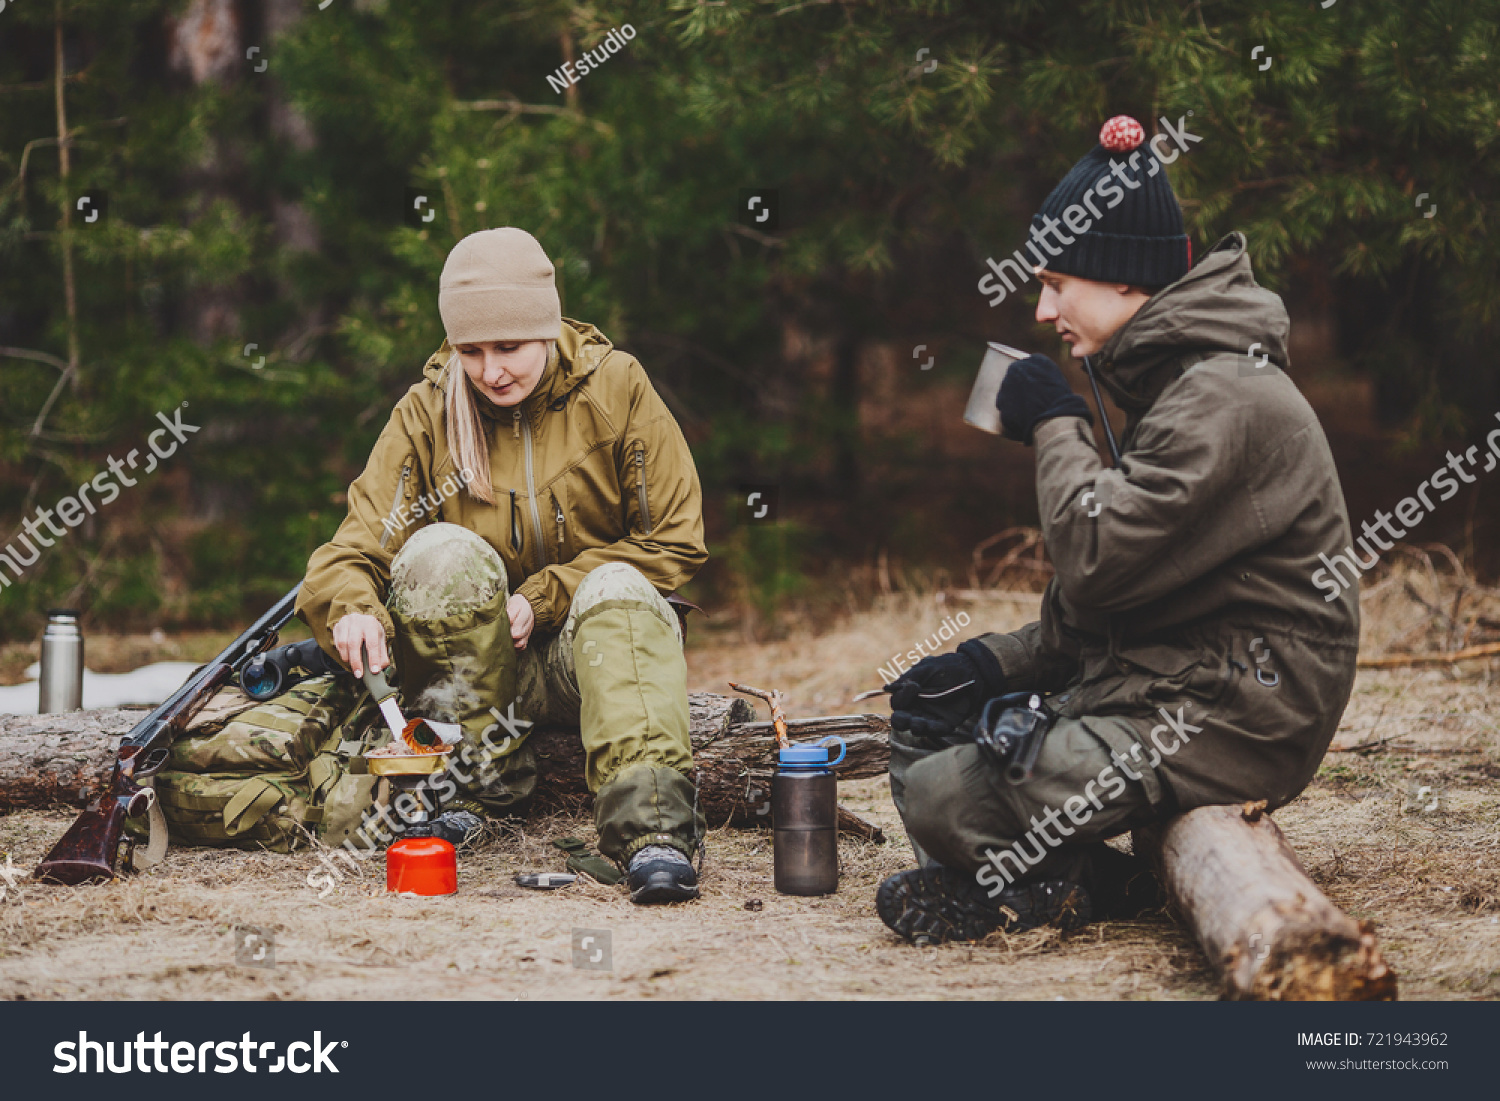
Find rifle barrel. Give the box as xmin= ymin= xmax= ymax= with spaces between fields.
xmin=120 ymin=583 xmax=302 ymax=754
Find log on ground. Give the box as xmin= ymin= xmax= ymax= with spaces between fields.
xmin=1135 ymin=801 xmax=1397 ymax=1001
xmin=0 ymin=693 xmax=893 ymax=838
xmin=0 ymin=708 xmax=138 ymax=809
xmin=530 ymin=694 xmax=891 ymax=836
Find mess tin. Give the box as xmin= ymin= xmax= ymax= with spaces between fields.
xmin=365 ymin=748 xmax=452 ymax=777
xmin=963 ymin=341 xmax=1031 ymax=434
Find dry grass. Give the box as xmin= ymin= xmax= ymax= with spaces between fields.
xmin=1 ymin=560 xmax=1498 ymax=1000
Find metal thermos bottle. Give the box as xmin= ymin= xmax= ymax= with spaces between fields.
xmin=39 ymin=609 xmax=84 ymax=713
xmin=772 ymin=736 xmax=847 ymax=896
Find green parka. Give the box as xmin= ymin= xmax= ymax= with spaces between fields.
xmin=297 ymin=319 xmax=708 ymax=657
xmin=977 ymin=233 xmax=1360 ymax=812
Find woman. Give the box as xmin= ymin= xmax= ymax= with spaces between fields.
xmin=297 ymin=228 xmax=709 ymax=903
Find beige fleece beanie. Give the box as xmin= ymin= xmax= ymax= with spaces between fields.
xmin=438 ymin=227 xmax=562 ymax=344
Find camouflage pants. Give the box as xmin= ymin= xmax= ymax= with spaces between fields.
xmin=385 ymin=523 xmax=701 ymax=863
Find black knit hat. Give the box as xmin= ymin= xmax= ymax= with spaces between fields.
xmin=1030 ymin=116 xmax=1190 ymax=288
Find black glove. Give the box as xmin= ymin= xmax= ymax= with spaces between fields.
xmin=996 ymin=354 xmax=1093 ymax=445
xmin=888 ymin=639 xmax=1006 ymax=740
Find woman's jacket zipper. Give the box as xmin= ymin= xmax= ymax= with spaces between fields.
xmin=634 ymin=446 xmax=652 ymax=536
xmin=517 ymin=408 xmax=549 ymax=569
xmin=378 ymin=463 xmax=412 ymax=549
xmin=553 ymin=492 xmax=565 ymax=549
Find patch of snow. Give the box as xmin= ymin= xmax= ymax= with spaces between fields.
xmin=0 ymin=662 xmax=204 ymax=716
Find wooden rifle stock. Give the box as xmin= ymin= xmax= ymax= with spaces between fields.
xmin=33 ymin=585 xmax=302 ymax=886
xmin=34 ymin=743 xmax=158 ymax=885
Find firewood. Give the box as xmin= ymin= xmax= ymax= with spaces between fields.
xmin=530 ymin=696 xmax=891 ymax=831
xmin=1134 ymin=801 xmax=1397 ymax=1001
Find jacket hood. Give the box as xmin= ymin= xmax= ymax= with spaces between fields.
xmin=420 ymin=317 xmax=615 ymax=421
xmin=1096 ymin=232 xmax=1290 ymax=412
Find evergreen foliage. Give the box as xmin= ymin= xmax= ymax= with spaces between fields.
xmin=1 ymin=0 xmax=1496 ymax=635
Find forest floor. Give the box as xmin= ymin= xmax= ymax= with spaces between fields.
xmin=1 ymin=558 xmax=1497 ymax=1001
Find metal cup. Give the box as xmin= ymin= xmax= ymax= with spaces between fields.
xmin=963 ymin=341 xmax=1030 ymax=434
xmin=39 ymin=609 xmax=85 ymax=713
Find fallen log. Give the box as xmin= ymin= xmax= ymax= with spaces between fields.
xmin=0 ymin=690 xmax=260 ymax=810
xmin=0 ymin=708 xmax=139 ymax=809
xmin=0 ymin=692 xmax=892 ymax=836
xmin=1135 ymin=801 xmax=1397 ymax=1001
xmin=531 ymin=700 xmax=890 ymax=837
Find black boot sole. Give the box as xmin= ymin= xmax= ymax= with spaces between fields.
xmin=875 ymin=866 xmax=1091 ymax=945
xmin=628 ymin=870 xmax=701 ymax=904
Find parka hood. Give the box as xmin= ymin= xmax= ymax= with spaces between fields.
xmin=300 ymin=313 xmax=706 ymax=643
xmin=420 ymin=317 xmax=615 ymax=421
xmin=1096 ymin=232 xmax=1289 ymax=412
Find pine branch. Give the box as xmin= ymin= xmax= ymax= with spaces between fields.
xmin=455 ymin=97 xmax=613 ymax=134
xmin=0 ymin=347 xmax=68 ymax=371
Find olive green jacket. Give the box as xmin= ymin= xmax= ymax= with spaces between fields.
xmin=297 ymin=319 xmax=707 ymax=656
xmin=977 ymin=232 xmax=1360 ymax=812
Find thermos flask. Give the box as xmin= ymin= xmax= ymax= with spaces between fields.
xmin=39 ymin=609 xmax=85 ymax=713
xmin=772 ymin=736 xmax=847 ymax=896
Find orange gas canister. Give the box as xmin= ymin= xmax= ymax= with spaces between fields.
xmin=386 ymin=837 xmax=457 ymax=895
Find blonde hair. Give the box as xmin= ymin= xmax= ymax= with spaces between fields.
xmin=443 ymin=340 xmax=557 ymax=506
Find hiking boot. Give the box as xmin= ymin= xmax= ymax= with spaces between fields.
xmin=626 ymin=844 xmax=700 ymax=904
xmin=1080 ymin=841 xmax=1163 ymax=920
xmin=875 ymin=865 xmax=1091 ymax=945
xmin=405 ymin=809 xmax=484 ymax=847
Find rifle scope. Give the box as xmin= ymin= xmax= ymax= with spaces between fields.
xmin=240 ymin=638 xmax=345 ymax=700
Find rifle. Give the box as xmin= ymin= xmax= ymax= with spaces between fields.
xmin=33 ymin=583 xmax=303 ymax=885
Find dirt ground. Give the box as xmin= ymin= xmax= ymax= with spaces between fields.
xmin=1 ymin=561 xmax=1498 ymax=1001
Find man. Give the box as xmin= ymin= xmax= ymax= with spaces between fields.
xmin=876 ymin=116 xmax=1360 ymax=943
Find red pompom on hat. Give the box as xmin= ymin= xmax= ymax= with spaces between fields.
xmin=1098 ymin=115 xmax=1145 ymax=153
xmin=1027 ymin=112 xmax=1190 ymax=287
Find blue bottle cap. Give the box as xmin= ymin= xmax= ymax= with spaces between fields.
xmin=778 ymin=743 xmax=830 ymax=766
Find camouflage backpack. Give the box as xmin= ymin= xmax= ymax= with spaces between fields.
xmin=128 ymin=674 xmax=387 ymax=853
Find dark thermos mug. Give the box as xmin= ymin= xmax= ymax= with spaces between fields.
xmin=772 ymin=736 xmax=847 ymax=896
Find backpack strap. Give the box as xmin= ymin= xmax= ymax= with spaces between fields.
xmin=128 ymin=779 xmax=170 ymax=872
xmin=223 ymin=778 xmax=294 ymax=837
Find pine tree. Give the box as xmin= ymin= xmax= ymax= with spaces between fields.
xmin=3 ymin=0 xmax=1497 ymax=635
